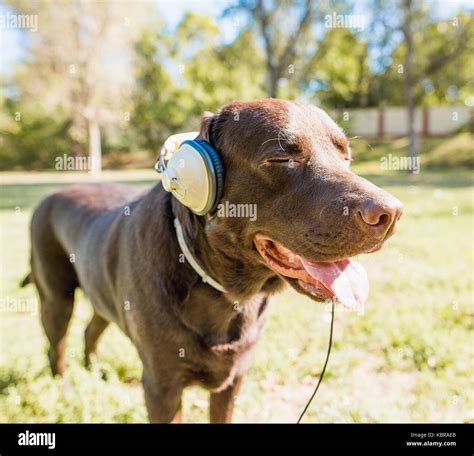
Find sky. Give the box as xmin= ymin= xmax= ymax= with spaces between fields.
xmin=1 ymin=0 xmax=473 ymax=77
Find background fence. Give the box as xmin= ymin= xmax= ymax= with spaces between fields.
xmin=332 ymin=105 xmax=472 ymax=137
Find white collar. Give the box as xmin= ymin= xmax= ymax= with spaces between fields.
xmin=174 ymin=218 xmax=227 ymax=293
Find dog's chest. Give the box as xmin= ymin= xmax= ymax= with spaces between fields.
xmin=186 ymin=336 xmax=259 ymax=392
xmin=184 ymin=294 xmax=270 ymax=390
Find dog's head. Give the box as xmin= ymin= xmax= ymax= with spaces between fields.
xmin=197 ymin=99 xmax=403 ymax=307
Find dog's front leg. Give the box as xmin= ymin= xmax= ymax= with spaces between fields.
xmin=209 ymin=375 xmax=243 ymax=423
xmin=142 ymin=371 xmax=184 ymax=423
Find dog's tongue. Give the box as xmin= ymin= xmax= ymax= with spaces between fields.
xmin=300 ymin=258 xmax=369 ymax=308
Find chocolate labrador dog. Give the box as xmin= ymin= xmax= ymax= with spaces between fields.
xmin=24 ymin=99 xmax=402 ymax=423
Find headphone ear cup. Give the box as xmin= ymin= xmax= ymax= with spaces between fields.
xmin=163 ymin=140 xmax=224 ymax=215
xmin=193 ymin=139 xmax=224 ymax=212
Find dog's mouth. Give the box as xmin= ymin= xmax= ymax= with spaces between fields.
xmin=254 ymin=235 xmax=369 ymax=308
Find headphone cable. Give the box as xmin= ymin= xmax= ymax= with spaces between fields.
xmin=296 ymin=299 xmax=335 ymax=424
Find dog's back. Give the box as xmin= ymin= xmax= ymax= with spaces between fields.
xmin=30 ymin=183 xmax=140 ymax=282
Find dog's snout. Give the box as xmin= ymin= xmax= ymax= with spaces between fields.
xmin=357 ymin=197 xmax=403 ymax=237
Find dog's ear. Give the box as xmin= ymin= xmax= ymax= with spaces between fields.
xmin=199 ymin=110 xmax=228 ymax=150
xmin=199 ymin=111 xmax=215 ymax=143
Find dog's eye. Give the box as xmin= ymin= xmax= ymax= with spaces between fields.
xmin=263 ymin=157 xmax=302 ymax=167
xmin=267 ymin=158 xmax=292 ymax=163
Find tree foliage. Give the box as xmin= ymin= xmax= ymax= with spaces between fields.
xmin=131 ymin=13 xmax=265 ymax=152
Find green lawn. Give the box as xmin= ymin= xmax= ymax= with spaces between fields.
xmin=0 ymin=166 xmax=473 ymax=423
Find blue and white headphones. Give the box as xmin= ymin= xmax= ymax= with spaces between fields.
xmin=156 ymin=132 xmax=225 ymax=216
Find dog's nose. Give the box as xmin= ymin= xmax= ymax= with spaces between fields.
xmin=357 ymin=197 xmax=403 ymax=237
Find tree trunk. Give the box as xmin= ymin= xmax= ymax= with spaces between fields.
xmin=407 ymin=103 xmax=418 ymax=169
xmin=269 ymin=77 xmax=278 ymax=98
xmin=403 ymin=0 xmax=419 ymax=174
xmin=267 ymin=64 xmax=279 ymax=98
xmin=87 ymin=119 xmax=102 ymax=175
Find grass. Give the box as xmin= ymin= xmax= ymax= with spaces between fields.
xmin=0 ymin=162 xmax=473 ymax=423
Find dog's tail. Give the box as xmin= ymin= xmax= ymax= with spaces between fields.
xmin=20 ymin=272 xmax=33 ymax=288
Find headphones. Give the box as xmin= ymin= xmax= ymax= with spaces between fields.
xmin=156 ymin=132 xmax=225 ymax=216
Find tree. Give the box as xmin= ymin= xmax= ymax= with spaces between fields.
xmin=179 ymin=19 xmax=265 ymax=112
xmin=299 ymin=28 xmax=372 ymax=108
xmin=132 ymin=12 xmax=265 ymax=152
xmin=401 ymin=0 xmax=419 ymax=167
xmin=377 ymin=12 xmax=474 ymax=106
xmin=225 ymin=0 xmax=319 ymax=98
xmin=370 ymin=1 xmax=473 ymax=169
xmin=132 ymin=20 xmax=187 ymax=152
xmin=5 ymin=0 xmax=146 ymax=173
